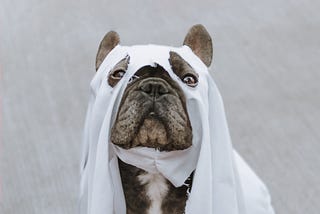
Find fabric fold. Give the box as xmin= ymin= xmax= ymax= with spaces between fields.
xmin=79 ymin=44 xmax=275 ymax=214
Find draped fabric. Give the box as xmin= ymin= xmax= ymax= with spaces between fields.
xmin=79 ymin=44 xmax=275 ymax=214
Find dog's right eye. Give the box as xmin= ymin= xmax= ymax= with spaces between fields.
xmin=108 ymin=69 xmax=126 ymax=87
xmin=108 ymin=56 xmax=130 ymax=87
xmin=111 ymin=69 xmax=126 ymax=79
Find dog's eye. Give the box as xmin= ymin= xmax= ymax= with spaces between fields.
xmin=182 ymin=74 xmax=198 ymax=87
xmin=111 ymin=69 xmax=126 ymax=79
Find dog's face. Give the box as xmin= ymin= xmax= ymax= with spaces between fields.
xmin=110 ymin=56 xmax=199 ymax=151
xmin=111 ymin=64 xmax=192 ymax=151
xmin=95 ymin=25 xmax=213 ymax=152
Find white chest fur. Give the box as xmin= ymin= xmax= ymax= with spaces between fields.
xmin=138 ymin=172 xmax=169 ymax=214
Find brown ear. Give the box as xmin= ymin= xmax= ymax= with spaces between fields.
xmin=183 ymin=24 xmax=213 ymax=67
xmin=95 ymin=31 xmax=120 ymax=71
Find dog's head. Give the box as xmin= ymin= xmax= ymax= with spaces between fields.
xmin=95 ymin=25 xmax=213 ymax=151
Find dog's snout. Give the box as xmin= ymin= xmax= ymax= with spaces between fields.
xmin=139 ymin=78 xmax=169 ymax=98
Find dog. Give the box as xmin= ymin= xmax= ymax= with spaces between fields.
xmin=94 ymin=25 xmax=212 ymax=214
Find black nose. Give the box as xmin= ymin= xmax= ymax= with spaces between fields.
xmin=139 ymin=78 xmax=169 ymax=98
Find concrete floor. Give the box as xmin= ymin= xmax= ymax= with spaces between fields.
xmin=1 ymin=0 xmax=319 ymax=213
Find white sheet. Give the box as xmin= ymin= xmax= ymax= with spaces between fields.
xmin=79 ymin=44 xmax=275 ymax=214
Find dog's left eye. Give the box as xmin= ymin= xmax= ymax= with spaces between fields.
xmin=183 ymin=74 xmax=198 ymax=87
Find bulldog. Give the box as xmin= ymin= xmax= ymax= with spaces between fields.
xmin=80 ymin=24 xmax=275 ymax=214
xmin=94 ymin=25 xmax=212 ymax=214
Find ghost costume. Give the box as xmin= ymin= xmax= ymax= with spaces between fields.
xmin=79 ymin=44 xmax=275 ymax=214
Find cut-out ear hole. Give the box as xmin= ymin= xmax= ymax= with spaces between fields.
xmin=96 ymin=31 xmax=120 ymax=71
xmin=183 ymin=24 xmax=213 ymax=67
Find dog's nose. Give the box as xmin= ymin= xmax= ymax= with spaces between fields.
xmin=139 ymin=78 xmax=169 ymax=98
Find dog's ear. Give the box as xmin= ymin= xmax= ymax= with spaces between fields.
xmin=95 ymin=31 xmax=120 ymax=71
xmin=183 ymin=24 xmax=213 ymax=67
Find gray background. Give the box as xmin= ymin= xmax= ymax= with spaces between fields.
xmin=1 ymin=0 xmax=319 ymax=213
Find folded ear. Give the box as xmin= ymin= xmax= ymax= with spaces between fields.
xmin=183 ymin=24 xmax=213 ymax=67
xmin=95 ymin=31 xmax=120 ymax=71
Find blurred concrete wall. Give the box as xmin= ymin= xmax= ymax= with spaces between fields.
xmin=1 ymin=0 xmax=319 ymax=213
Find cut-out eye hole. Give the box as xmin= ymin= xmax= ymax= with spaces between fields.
xmin=111 ymin=69 xmax=126 ymax=79
xmin=182 ymin=74 xmax=198 ymax=87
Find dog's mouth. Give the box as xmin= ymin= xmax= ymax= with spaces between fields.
xmin=113 ymin=108 xmax=191 ymax=151
xmin=111 ymin=97 xmax=192 ymax=151
xmin=130 ymin=112 xmax=168 ymax=150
